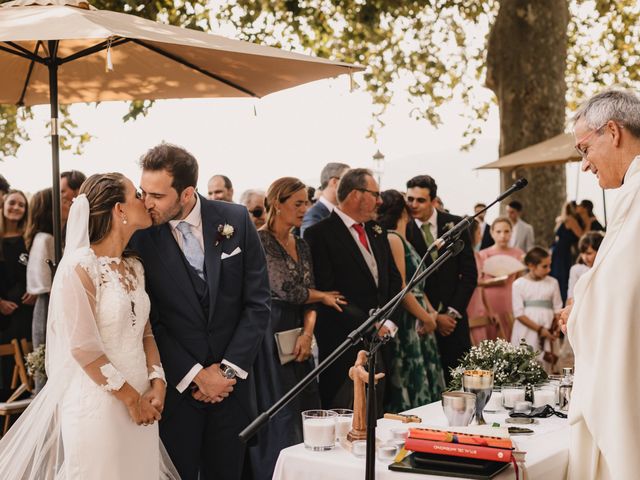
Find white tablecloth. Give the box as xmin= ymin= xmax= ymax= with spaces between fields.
xmin=273 ymin=402 xmax=569 ymax=480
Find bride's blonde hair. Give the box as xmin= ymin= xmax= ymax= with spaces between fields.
xmin=79 ymin=173 xmax=126 ymax=244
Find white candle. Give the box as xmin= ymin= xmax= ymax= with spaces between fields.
xmin=485 ymin=391 xmax=503 ymax=411
xmin=502 ymin=388 xmax=525 ymax=408
xmin=303 ymin=418 xmax=335 ymax=450
xmin=335 ymin=416 xmax=352 ymax=440
xmin=534 ymin=389 xmax=556 ymax=407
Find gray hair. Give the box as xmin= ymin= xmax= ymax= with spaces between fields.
xmin=337 ymin=168 xmax=373 ymax=203
xmin=574 ymin=88 xmax=640 ymax=138
xmin=239 ymin=189 xmax=265 ymax=206
xmin=320 ymin=162 xmax=350 ymax=190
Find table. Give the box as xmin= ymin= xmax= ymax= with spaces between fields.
xmin=273 ymin=402 xmax=569 ymax=480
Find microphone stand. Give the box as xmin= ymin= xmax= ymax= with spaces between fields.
xmin=240 ymin=178 xmax=527 ymax=480
xmin=239 ymin=239 xmax=465 ymax=478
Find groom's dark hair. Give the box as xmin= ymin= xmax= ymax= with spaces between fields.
xmin=139 ymin=143 xmax=198 ymax=195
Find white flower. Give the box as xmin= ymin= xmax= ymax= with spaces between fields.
xmin=372 ymin=224 xmax=383 ymax=235
xmin=220 ymin=223 xmax=234 ymax=238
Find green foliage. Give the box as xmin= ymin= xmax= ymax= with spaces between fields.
xmin=215 ymin=0 xmax=640 ymax=144
xmin=0 ymin=0 xmax=212 ymax=158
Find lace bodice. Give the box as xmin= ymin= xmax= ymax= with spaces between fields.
xmin=78 ymin=252 xmax=151 ymax=392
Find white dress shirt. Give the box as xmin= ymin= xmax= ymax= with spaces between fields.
xmin=414 ymin=208 xmax=438 ymax=245
xmin=317 ymin=195 xmax=337 ymax=213
xmin=171 ymin=196 xmax=248 ymax=393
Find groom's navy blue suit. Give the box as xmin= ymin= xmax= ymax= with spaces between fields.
xmin=131 ymin=195 xmax=271 ymax=480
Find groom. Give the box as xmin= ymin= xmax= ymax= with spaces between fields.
xmin=130 ymin=143 xmax=271 ymax=480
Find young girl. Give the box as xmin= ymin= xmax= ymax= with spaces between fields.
xmin=567 ymin=231 xmax=605 ymax=304
xmin=511 ymin=247 xmax=563 ymax=372
xmin=478 ymin=217 xmax=525 ymax=341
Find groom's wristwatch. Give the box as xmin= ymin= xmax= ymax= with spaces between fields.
xmin=220 ymin=364 xmax=237 ymax=379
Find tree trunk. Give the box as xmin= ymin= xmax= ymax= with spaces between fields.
xmin=486 ymin=0 xmax=570 ymax=247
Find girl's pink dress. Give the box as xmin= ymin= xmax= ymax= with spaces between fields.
xmin=466 ymin=251 xmax=497 ymax=345
xmin=477 ymin=246 xmax=525 ymax=341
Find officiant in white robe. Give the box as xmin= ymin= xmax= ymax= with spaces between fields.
xmin=564 ymin=89 xmax=640 ymax=480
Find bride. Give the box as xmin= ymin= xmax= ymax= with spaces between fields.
xmin=0 ymin=173 xmax=179 ymax=479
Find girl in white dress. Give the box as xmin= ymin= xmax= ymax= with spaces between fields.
xmin=510 ymin=247 xmax=563 ymax=371
xmin=0 ymin=173 xmax=179 ymax=479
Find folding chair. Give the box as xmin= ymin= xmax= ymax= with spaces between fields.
xmin=0 ymin=340 xmax=34 ymax=435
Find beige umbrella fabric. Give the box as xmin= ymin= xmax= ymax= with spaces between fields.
xmin=477 ymin=133 xmax=579 ymax=170
xmin=0 ymin=0 xmax=363 ymax=263
xmin=0 ymin=0 xmax=362 ymax=105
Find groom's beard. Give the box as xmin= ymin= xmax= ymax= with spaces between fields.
xmin=149 ymin=202 xmax=183 ymax=226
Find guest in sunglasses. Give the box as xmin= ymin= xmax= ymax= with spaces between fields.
xmin=239 ymin=189 xmax=266 ymax=229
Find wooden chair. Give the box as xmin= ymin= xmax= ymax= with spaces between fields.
xmin=0 ymin=340 xmax=34 ymax=435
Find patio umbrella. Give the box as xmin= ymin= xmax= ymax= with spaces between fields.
xmin=0 ymin=0 xmax=363 ymax=263
xmin=476 ymin=132 xmax=607 ymax=227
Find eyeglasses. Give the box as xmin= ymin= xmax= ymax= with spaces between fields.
xmin=574 ymin=122 xmax=608 ymax=158
xmin=406 ymin=196 xmax=429 ymax=204
xmin=356 ymin=188 xmax=381 ymax=199
xmin=249 ymin=207 xmax=264 ymax=218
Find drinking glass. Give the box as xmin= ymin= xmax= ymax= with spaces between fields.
xmin=302 ymin=410 xmax=337 ymax=451
xmin=441 ymin=391 xmax=476 ymax=427
xmin=501 ymin=385 xmax=526 ymax=409
xmin=462 ymin=370 xmax=494 ymax=425
xmin=330 ymin=408 xmax=353 ymax=441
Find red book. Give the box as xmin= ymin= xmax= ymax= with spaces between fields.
xmin=408 ymin=427 xmax=513 ymax=450
xmin=405 ymin=437 xmax=513 ymax=463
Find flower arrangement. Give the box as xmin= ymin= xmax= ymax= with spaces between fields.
xmin=25 ymin=344 xmax=47 ymax=381
xmin=448 ymin=339 xmax=547 ymax=390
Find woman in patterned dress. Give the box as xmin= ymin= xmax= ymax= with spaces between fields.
xmin=378 ymin=190 xmax=444 ymax=411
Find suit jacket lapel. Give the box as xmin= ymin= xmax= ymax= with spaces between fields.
xmin=330 ymin=212 xmax=377 ymax=288
xmin=365 ymin=223 xmax=385 ymax=292
xmin=152 ymin=224 xmax=203 ymax=319
xmin=200 ymin=197 xmax=223 ymax=324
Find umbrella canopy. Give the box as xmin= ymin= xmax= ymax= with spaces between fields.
xmin=0 ymin=0 xmax=362 ymax=105
xmin=0 ymin=0 xmax=363 ymax=264
xmin=477 ymin=133 xmax=579 ymax=170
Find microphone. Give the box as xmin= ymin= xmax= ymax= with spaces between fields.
xmin=495 ymin=177 xmax=528 ymax=203
xmin=431 ymin=178 xmax=528 ymax=250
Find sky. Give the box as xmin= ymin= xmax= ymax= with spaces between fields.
xmin=1 ymin=26 xmax=613 ymax=227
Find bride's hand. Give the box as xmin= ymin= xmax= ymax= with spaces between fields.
xmin=134 ymin=396 xmax=162 ymax=426
xmin=142 ymin=379 xmax=166 ymax=414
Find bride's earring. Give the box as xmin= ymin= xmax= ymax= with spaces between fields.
xmin=121 ymin=215 xmax=128 ymax=225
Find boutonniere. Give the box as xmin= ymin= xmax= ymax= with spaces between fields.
xmin=443 ymin=222 xmax=455 ymax=232
xmin=215 ymin=223 xmax=234 ymax=246
xmin=372 ymin=224 xmax=383 ymax=236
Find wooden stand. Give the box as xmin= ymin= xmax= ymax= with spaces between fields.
xmin=347 ymin=350 xmax=384 ymax=442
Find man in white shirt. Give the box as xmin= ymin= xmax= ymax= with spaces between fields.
xmin=131 ymin=144 xmax=270 ymax=480
xmin=304 ymin=168 xmax=401 ymax=412
xmin=507 ymin=200 xmax=535 ymax=253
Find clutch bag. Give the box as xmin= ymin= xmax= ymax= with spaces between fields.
xmin=274 ymin=327 xmax=302 ymax=365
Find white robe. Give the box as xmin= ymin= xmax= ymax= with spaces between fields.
xmin=567 ymin=156 xmax=640 ymax=480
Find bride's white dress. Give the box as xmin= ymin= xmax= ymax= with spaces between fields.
xmin=0 ymin=194 xmax=178 ymax=480
xmin=60 ymin=254 xmax=159 ymax=479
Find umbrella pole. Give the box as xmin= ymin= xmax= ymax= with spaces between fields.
xmin=48 ymin=40 xmax=62 ymax=266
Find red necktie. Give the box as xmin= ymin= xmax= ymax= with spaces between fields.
xmin=352 ymin=223 xmax=370 ymax=253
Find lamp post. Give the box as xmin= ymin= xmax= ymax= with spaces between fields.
xmin=372 ymin=149 xmax=385 ymax=187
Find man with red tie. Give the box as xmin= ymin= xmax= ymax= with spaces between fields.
xmin=304 ymin=168 xmax=402 ymax=411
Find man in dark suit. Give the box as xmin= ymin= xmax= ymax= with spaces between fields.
xmin=405 ymin=175 xmax=477 ymax=385
xmin=475 ymin=203 xmax=495 ymax=250
xmin=131 ymin=144 xmax=271 ymax=480
xmin=304 ymin=168 xmax=401 ymax=411
xmin=300 ymin=162 xmax=350 ymax=236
